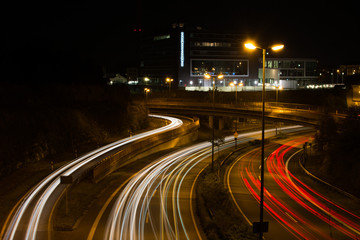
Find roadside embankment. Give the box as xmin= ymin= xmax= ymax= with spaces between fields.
xmin=196 ymin=142 xmax=259 ymax=240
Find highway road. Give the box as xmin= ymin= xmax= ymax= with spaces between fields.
xmin=1 ymin=115 xmax=183 ymax=240
xmin=226 ymin=135 xmax=360 ymax=239
xmin=87 ymin=125 xmax=309 ymax=240
xmin=2 ymin=111 xmax=318 ymax=240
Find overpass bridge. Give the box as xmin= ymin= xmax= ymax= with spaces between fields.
xmin=146 ymin=99 xmax=343 ymax=127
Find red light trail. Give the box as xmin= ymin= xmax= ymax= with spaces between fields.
xmin=229 ymin=136 xmax=360 ymax=239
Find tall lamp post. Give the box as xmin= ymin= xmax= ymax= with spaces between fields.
xmin=204 ymin=73 xmax=224 ymax=170
xmin=275 ymin=85 xmax=283 ymax=105
xmin=166 ymin=77 xmax=173 ymax=96
xmin=144 ymin=87 xmax=150 ymax=105
xmin=245 ymin=42 xmax=284 ymax=239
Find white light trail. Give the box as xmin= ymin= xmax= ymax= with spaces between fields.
xmin=3 ymin=114 xmax=182 ymax=240
xmin=105 ymin=125 xmax=307 ymax=240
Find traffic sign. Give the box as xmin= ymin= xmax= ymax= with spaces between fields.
xmin=234 ymin=132 xmax=238 ymax=139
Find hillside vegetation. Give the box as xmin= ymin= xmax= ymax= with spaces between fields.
xmin=314 ymin=108 xmax=360 ymax=197
xmin=0 ymin=83 xmax=148 ymax=177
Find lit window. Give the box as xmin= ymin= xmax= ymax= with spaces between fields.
xmin=273 ymin=61 xmax=278 ymax=68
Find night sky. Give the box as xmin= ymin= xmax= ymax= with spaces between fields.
xmin=1 ymin=1 xmax=359 ymax=83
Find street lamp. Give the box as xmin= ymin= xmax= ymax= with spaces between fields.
xmin=204 ymin=73 xmax=224 ymax=104
xmin=204 ymin=72 xmax=224 ymax=170
xmin=245 ymin=41 xmax=284 ymax=239
xmin=166 ymin=77 xmax=173 ymax=96
xmin=144 ymin=87 xmax=150 ymax=103
xmin=274 ymin=85 xmax=283 ymax=105
xmin=230 ymin=81 xmax=242 ymax=104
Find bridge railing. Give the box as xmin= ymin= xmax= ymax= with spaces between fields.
xmin=146 ymin=100 xmax=327 ymax=125
xmin=147 ymin=99 xmax=321 ymax=113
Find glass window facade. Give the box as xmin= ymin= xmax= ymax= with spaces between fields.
xmin=262 ymin=59 xmax=318 ymax=79
xmin=191 ymin=60 xmax=248 ymax=76
xmin=280 ymin=69 xmax=304 ymax=76
xmin=305 ymin=61 xmax=317 ymax=76
xmin=192 ymin=42 xmax=232 ymax=47
xmin=277 ymin=60 xmax=304 ymax=68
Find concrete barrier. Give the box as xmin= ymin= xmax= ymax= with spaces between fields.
xmin=92 ymin=116 xmax=199 ymax=183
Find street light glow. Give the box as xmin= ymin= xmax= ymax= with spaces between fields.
xmin=271 ymin=44 xmax=284 ymax=51
xmin=245 ymin=42 xmax=257 ymax=50
xmin=204 ymin=73 xmax=211 ymax=79
xmin=217 ymin=74 xmax=224 ymax=79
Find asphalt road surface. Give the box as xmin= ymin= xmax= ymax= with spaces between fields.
xmin=88 ymin=125 xmax=308 ymax=240
xmin=226 ymin=135 xmax=360 ymax=239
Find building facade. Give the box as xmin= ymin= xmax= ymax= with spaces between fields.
xmin=180 ymin=31 xmax=259 ymax=91
xmin=259 ymin=58 xmax=318 ymax=89
xmin=137 ymin=24 xmax=318 ymax=90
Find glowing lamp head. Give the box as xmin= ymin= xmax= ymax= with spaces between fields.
xmin=245 ymin=43 xmax=257 ymax=50
xmin=204 ymin=73 xmax=211 ymax=79
xmin=271 ymin=44 xmax=284 ymax=51
xmin=217 ymin=74 xmax=224 ymax=79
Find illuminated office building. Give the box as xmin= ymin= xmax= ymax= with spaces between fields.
xmin=138 ymin=24 xmax=318 ymax=90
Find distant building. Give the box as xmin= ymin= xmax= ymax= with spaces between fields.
xmin=259 ymin=58 xmax=318 ymax=89
xmin=316 ymin=64 xmax=360 ymax=85
xmin=181 ymin=31 xmax=259 ymax=91
xmin=136 ymin=23 xmax=319 ymax=90
xmin=339 ymin=65 xmax=360 ymax=76
xmin=108 ymin=74 xmax=128 ymax=85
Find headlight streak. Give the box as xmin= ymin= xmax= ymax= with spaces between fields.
xmin=107 ymin=143 xmax=211 ymax=240
xmin=105 ymin=126 xmax=306 ymax=240
xmin=4 ymin=114 xmax=182 ymax=240
xmin=230 ymin=136 xmax=360 ymax=239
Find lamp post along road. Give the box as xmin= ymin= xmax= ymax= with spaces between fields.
xmin=204 ymin=73 xmax=223 ymax=170
xmin=245 ymin=42 xmax=284 ymax=239
xmin=166 ymin=78 xmax=173 ymax=96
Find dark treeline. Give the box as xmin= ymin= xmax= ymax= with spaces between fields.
xmin=315 ymin=108 xmax=360 ymax=197
xmin=0 ymin=83 xmax=148 ymax=177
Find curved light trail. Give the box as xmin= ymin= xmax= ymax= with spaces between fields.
xmin=103 ymin=125 xmax=307 ymax=240
xmin=3 ymin=114 xmax=183 ymax=240
xmin=227 ymin=136 xmax=360 ymax=239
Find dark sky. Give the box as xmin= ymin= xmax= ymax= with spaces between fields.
xmin=1 ymin=1 xmax=359 ymax=82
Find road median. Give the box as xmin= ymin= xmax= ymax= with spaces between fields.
xmin=195 ymin=142 xmax=259 ymax=240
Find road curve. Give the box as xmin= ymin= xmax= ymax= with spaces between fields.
xmin=2 ymin=115 xmax=183 ymax=240
xmin=227 ymin=136 xmax=360 ymax=239
xmin=99 ymin=126 xmax=308 ymax=240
